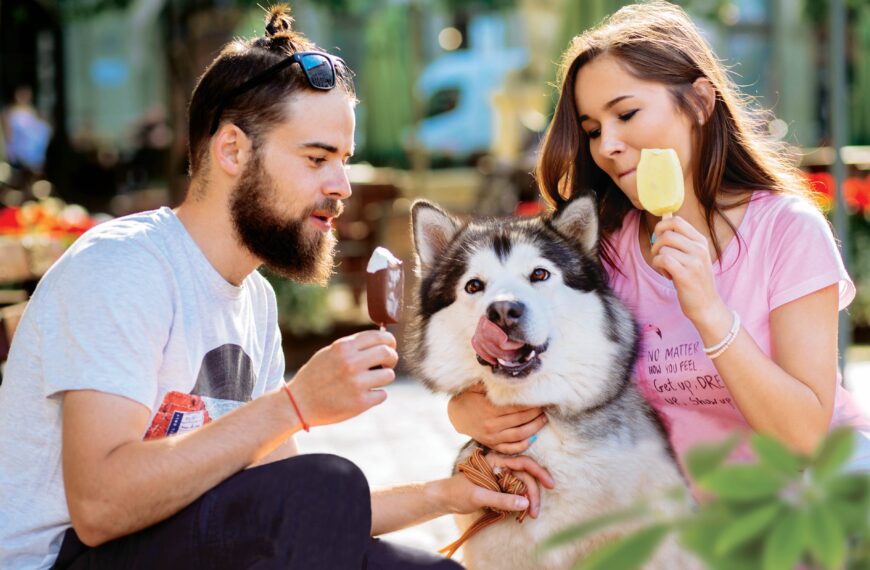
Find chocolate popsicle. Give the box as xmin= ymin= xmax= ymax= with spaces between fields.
xmin=366 ymin=246 xmax=404 ymax=329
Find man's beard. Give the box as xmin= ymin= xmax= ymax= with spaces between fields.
xmin=229 ymin=152 xmax=341 ymax=285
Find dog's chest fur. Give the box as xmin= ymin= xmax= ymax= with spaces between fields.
xmin=457 ymin=416 xmax=688 ymax=569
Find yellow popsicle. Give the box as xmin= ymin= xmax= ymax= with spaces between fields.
xmin=636 ymin=148 xmax=685 ymax=219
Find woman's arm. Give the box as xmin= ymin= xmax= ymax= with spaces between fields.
xmin=691 ymin=285 xmax=837 ymax=454
xmin=652 ymin=216 xmax=838 ymax=454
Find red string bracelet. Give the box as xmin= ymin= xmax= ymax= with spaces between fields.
xmin=282 ymin=384 xmax=310 ymax=432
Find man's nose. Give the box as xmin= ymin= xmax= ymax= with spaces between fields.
xmin=324 ymin=165 xmax=352 ymax=200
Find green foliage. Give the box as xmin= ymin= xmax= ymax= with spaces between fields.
xmin=848 ymin=213 xmax=870 ymax=329
xmin=544 ymin=428 xmax=870 ymax=570
xmin=574 ymin=523 xmax=670 ymax=570
xmin=261 ymin=269 xmax=333 ymax=336
xmin=803 ymin=0 xmax=868 ymax=26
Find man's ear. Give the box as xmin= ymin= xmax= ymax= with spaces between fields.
xmin=210 ymin=124 xmax=253 ymax=176
xmin=692 ymin=77 xmax=716 ymax=126
xmin=411 ymin=200 xmax=460 ymax=270
xmin=551 ymin=194 xmax=598 ymax=254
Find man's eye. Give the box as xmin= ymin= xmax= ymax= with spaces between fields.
xmin=464 ymin=278 xmax=484 ymax=294
xmin=309 ymin=156 xmax=327 ymax=166
xmin=530 ymin=268 xmax=550 ymax=282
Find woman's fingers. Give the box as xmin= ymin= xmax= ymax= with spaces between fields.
xmin=498 ymin=413 xmax=548 ymax=444
xmin=512 ymin=470 xmax=541 ymax=517
xmin=490 ymin=454 xmax=556 ymax=489
xmin=651 ymin=228 xmax=697 ymax=257
xmin=491 ymin=439 xmax=533 ymax=455
xmin=485 ymin=453 xmax=556 ymax=518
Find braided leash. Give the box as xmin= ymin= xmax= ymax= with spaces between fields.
xmin=438 ymin=448 xmax=529 ymax=559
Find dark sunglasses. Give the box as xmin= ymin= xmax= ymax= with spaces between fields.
xmin=209 ymin=51 xmax=344 ymax=135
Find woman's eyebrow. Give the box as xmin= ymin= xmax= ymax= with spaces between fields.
xmin=578 ymin=95 xmax=636 ymax=123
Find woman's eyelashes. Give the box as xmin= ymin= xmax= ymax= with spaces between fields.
xmin=585 ymin=109 xmax=640 ymax=139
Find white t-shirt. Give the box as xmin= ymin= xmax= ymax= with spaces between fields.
xmin=0 ymin=207 xmax=286 ymax=569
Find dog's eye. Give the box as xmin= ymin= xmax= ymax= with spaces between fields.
xmin=530 ymin=268 xmax=550 ymax=283
xmin=464 ymin=278 xmax=485 ymax=294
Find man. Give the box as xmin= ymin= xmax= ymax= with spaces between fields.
xmin=0 ymin=6 xmax=552 ymax=569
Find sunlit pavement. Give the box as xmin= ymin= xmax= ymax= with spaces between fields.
xmin=297 ymin=364 xmax=870 ymax=554
xmin=298 ymin=378 xmax=465 ymax=553
xmin=846 ymin=361 xmax=870 ymax=417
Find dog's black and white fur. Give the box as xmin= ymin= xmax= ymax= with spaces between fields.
xmin=407 ymin=197 xmax=698 ymax=569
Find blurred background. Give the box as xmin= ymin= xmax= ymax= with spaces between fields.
xmin=1 ymin=0 xmax=869 ymax=554
xmin=0 ymin=0 xmax=870 ymax=366
xmin=0 ymin=0 xmax=868 ymax=379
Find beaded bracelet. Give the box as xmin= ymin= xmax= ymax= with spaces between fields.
xmin=703 ymin=310 xmax=741 ymax=360
xmin=282 ymin=383 xmax=310 ymax=432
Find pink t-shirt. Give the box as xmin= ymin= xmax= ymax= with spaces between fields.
xmin=606 ymin=191 xmax=870 ymax=475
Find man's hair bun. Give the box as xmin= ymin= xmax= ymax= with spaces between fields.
xmin=265 ymin=4 xmax=294 ymax=37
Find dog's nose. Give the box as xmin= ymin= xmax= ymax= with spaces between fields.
xmin=487 ymin=300 xmax=525 ymax=329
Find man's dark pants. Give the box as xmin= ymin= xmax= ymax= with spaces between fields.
xmin=52 ymin=454 xmax=463 ymax=569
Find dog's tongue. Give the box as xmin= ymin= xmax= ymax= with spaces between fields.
xmin=471 ymin=316 xmax=525 ymax=365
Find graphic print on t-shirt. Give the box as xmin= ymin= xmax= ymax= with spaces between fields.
xmin=638 ymin=322 xmax=737 ymax=411
xmin=145 ymin=344 xmax=256 ymax=440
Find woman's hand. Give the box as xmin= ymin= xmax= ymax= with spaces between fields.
xmin=447 ymin=383 xmax=547 ymax=454
xmin=441 ymin=452 xmax=555 ymax=518
xmin=650 ymin=216 xmax=728 ymax=325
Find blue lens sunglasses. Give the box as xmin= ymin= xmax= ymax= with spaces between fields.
xmin=209 ymin=51 xmax=345 ymax=135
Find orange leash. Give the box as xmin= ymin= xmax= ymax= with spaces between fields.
xmin=438 ymin=449 xmax=529 ymax=559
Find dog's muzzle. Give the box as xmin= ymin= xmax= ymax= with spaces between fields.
xmin=472 ymin=313 xmax=548 ymax=379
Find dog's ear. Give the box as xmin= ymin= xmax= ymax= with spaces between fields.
xmin=551 ymin=195 xmax=598 ymax=253
xmin=411 ymin=200 xmax=459 ymax=269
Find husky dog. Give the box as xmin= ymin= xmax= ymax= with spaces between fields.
xmin=407 ymin=197 xmax=697 ymax=570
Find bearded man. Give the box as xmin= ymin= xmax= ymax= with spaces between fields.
xmin=0 ymin=6 xmax=551 ymax=569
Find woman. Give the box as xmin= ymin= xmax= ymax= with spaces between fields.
xmin=448 ymin=1 xmax=870 ymax=478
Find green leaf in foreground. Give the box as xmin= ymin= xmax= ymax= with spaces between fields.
xmin=813 ymin=427 xmax=856 ymax=481
xmin=762 ymin=509 xmax=809 ymax=570
xmin=681 ymin=517 xmax=760 ymax=570
xmin=698 ymin=464 xmax=785 ymax=500
xmin=573 ymin=523 xmax=670 ymax=570
xmin=539 ymin=504 xmax=651 ymax=552
xmin=751 ymin=433 xmax=804 ymax=474
xmin=714 ymin=502 xmax=782 ymax=556
xmin=685 ymin=435 xmax=739 ymax=480
xmin=806 ymin=505 xmax=846 ymax=570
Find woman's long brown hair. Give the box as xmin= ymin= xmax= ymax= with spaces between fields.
xmin=537 ymin=1 xmax=812 ymax=272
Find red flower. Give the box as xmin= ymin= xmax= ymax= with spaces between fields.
xmin=844 ymin=176 xmax=870 ymax=214
xmin=0 ymin=207 xmax=22 ymax=233
xmin=514 ymin=201 xmax=544 ymax=217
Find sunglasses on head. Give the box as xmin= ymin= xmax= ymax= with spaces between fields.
xmin=209 ymin=51 xmax=344 ymax=135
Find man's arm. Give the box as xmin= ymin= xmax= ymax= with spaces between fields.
xmin=250 ymin=435 xmax=299 ymax=468
xmin=64 ymin=330 xmax=398 ymax=547
xmin=63 ymin=388 xmax=299 ymax=546
xmin=370 ymin=454 xmax=554 ymax=536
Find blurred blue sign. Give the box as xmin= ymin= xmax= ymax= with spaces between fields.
xmin=90 ymin=58 xmax=129 ymax=87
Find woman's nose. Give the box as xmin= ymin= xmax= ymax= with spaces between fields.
xmin=599 ymin=127 xmax=626 ymax=157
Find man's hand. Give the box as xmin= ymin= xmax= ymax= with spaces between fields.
xmin=441 ymin=452 xmax=555 ymax=519
xmin=288 ymin=330 xmax=398 ymax=427
xmin=448 ymin=384 xmax=547 ymax=454
xmin=370 ymin=452 xmax=555 ymax=536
